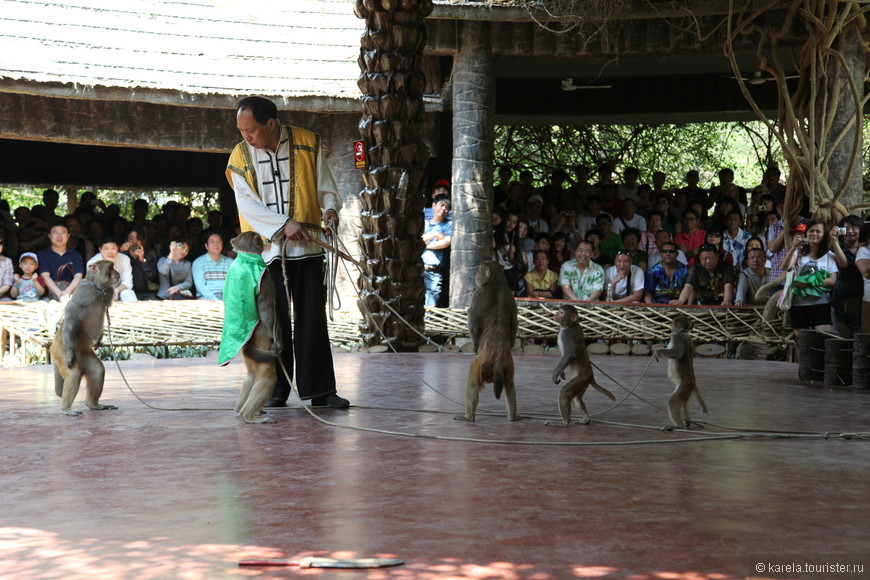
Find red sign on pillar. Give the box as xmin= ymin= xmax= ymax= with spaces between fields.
xmin=354 ymin=140 xmax=367 ymax=169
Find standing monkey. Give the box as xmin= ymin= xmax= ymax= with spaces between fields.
xmin=655 ymin=315 xmax=708 ymax=430
xmin=455 ymin=261 xmax=519 ymax=422
xmin=548 ymin=304 xmax=615 ymax=426
xmin=219 ymin=232 xmax=283 ymax=423
xmin=50 ymin=260 xmax=120 ymax=416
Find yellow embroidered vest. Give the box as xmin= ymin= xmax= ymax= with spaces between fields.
xmin=225 ymin=126 xmax=322 ymax=233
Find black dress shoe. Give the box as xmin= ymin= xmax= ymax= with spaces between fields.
xmin=264 ymin=399 xmax=288 ymax=408
xmin=310 ymin=394 xmax=350 ymax=408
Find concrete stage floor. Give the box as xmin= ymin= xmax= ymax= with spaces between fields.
xmin=1 ymin=352 xmax=868 ymax=580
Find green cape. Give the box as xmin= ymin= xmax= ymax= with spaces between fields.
xmin=219 ymin=251 xmax=267 ymax=365
xmin=792 ymin=269 xmax=831 ymax=299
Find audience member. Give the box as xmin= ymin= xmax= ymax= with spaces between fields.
xmin=524 ymin=250 xmax=559 ymax=299
xmin=549 ymin=232 xmax=571 ymax=274
xmin=674 ymin=209 xmax=706 ymax=266
xmin=584 ymin=230 xmax=612 ymax=270
xmin=422 ymin=193 xmax=452 ymax=307
xmin=524 ymin=194 xmax=549 ymax=236
xmin=0 ymin=237 xmax=11 ymax=300
xmin=559 ymin=240 xmax=605 ymax=301
xmin=578 ymin=195 xmax=609 ymax=237
xmin=620 ymin=227 xmax=648 ymax=273
xmin=192 ymin=233 xmax=233 ymax=300
xmin=765 ymin=201 xmax=789 ymax=280
xmin=124 ymin=230 xmax=158 ymax=300
xmin=830 ymin=215 xmax=864 ymax=337
xmin=782 ymin=221 xmax=838 ymax=337
xmin=10 ymin=252 xmax=45 ymax=302
xmin=643 ymin=241 xmax=688 ymax=304
xmin=654 ymin=195 xmax=678 ymax=235
xmin=648 ymin=229 xmax=688 ymax=267
xmin=37 ymin=223 xmax=84 ymax=301
xmin=604 ymin=250 xmax=644 ymax=302
xmin=595 ymin=213 xmax=623 ymax=256
xmin=157 ymin=238 xmax=194 ymax=300
xmin=612 ymin=199 xmax=647 ymax=234
xmin=617 ymin=167 xmax=640 ymax=202
xmin=735 ymin=247 xmax=770 ymax=306
xmin=635 ymin=183 xmax=654 ymax=216
xmin=856 ymin=225 xmax=870 ymax=332
xmin=677 ymin=244 xmax=734 ymax=306
xmin=493 ymin=166 xmax=512 ymax=209
xmin=641 ymin=211 xmax=663 ymax=262
xmin=721 ymin=211 xmax=752 ymax=272
xmin=87 ymin=237 xmax=137 ymax=302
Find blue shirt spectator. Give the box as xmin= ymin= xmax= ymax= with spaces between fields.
xmin=192 ymin=233 xmax=233 ymax=300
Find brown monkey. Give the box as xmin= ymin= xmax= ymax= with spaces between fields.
xmin=219 ymin=231 xmax=283 ymax=424
xmin=654 ymin=315 xmax=708 ymax=430
xmin=547 ymin=304 xmax=615 ymax=426
xmin=455 ymin=260 xmax=519 ymax=422
xmin=50 ymin=260 xmax=120 ymax=416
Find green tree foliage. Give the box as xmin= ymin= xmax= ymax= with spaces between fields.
xmin=495 ymin=121 xmax=789 ymax=189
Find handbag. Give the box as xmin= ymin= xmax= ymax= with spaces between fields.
xmin=777 ymin=267 xmax=796 ymax=312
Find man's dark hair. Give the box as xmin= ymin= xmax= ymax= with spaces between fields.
xmin=839 ymin=215 xmax=862 ymax=229
xmin=432 ymin=194 xmax=450 ymax=206
xmin=534 ymin=232 xmax=551 ymax=244
xmin=237 ymin=96 xmax=278 ymax=124
xmin=660 ymin=240 xmax=678 ymax=252
xmin=682 ymin=208 xmax=700 ymax=221
xmin=98 ymin=236 xmax=118 ymax=248
xmin=621 ymin=227 xmax=641 ymax=242
xmin=533 ymin=249 xmax=549 ymax=261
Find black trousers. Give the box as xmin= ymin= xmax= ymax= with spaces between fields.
xmin=268 ymin=257 xmax=336 ymax=401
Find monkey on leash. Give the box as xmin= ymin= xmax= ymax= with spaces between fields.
xmin=547 ymin=304 xmax=615 ymax=426
xmin=454 ymin=261 xmax=520 ymax=422
xmin=219 ymin=232 xmax=283 ymax=423
xmin=654 ymin=315 xmax=708 ymax=430
xmin=50 ymin=260 xmax=120 ymax=416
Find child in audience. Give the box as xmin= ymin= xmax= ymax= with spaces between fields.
xmin=11 ymin=253 xmax=45 ymax=302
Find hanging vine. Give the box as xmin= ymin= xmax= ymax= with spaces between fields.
xmin=724 ymin=0 xmax=870 ymax=227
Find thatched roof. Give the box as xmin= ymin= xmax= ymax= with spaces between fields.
xmin=0 ymin=0 xmax=367 ymax=110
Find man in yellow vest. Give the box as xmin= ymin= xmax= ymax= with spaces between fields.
xmin=226 ymin=96 xmax=348 ymax=408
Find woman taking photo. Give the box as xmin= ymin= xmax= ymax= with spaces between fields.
xmin=782 ymin=221 xmax=839 ymax=337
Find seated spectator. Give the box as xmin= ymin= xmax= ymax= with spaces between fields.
xmin=584 ymin=230 xmax=612 ymax=270
xmin=643 ymin=241 xmax=689 ymax=304
xmin=192 ymin=233 xmax=233 ymax=300
xmin=722 ymin=210 xmax=752 ymax=271
xmin=599 ymin=183 xmax=622 ymax=218
xmin=620 ymin=227 xmax=648 ymax=272
xmin=617 ymin=167 xmax=641 ymax=202
xmin=674 ymin=209 xmax=706 ymax=266
xmin=37 ymin=223 xmax=85 ymax=301
xmin=677 ymin=244 xmax=735 ymax=306
xmin=524 ymin=250 xmax=559 ymax=299
xmin=635 ymin=183 xmax=654 ymax=216
xmin=87 ymin=237 xmax=137 ymax=302
xmin=595 ymin=213 xmax=624 ymax=256
xmin=15 ymin=206 xmax=49 ymax=253
xmin=641 ymin=211 xmax=663 ymax=263
xmin=524 ymin=194 xmax=549 ymax=236
xmin=10 ymin=252 xmax=45 ymax=302
xmin=559 ymin=240 xmax=605 ymax=301
xmin=127 ymin=239 xmax=158 ymax=301
xmin=704 ymin=231 xmax=734 ymax=271
xmin=157 ymin=238 xmax=194 ymax=299
xmin=735 ymin=247 xmax=770 ymax=306
xmin=744 ymin=236 xmax=771 ymax=269
xmin=0 ymin=236 xmax=12 ymax=300
xmin=654 ymin=195 xmax=678 ymax=235
xmin=578 ymin=195 xmax=610 ymax=237
xmin=612 ymin=199 xmax=647 ymax=235
xmin=605 ymin=250 xmax=644 ymax=303
xmin=648 ymin=229 xmax=688 ymax=267
xmin=548 ymin=209 xmax=583 ymax=248
xmin=548 ymin=232 xmax=571 ymax=274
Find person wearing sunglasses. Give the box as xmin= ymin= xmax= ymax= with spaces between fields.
xmin=643 ymin=241 xmax=689 ymax=304
xmin=605 ymin=250 xmax=644 ymax=303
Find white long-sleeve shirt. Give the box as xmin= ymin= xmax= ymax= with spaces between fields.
xmin=230 ymin=125 xmax=342 ymax=264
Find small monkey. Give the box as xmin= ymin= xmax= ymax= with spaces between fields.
xmin=50 ymin=260 xmax=121 ymax=416
xmin=654 ymin=315 xmax=708 ymax=430
xmin=219 ymin=232 xmax=283 ymax=423
xmin=548 ymin=304 xmax=615 ymax=426
xmin=455 ymin=261 xmax=519 ymax=422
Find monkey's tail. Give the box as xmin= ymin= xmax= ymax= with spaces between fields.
xmin=492 ymin=356 xmax=510 ymax=400
xmin=591 ymin=379 xmax=616 ymax=401
xmin=694 ymin=390 xmax=709 ymax=414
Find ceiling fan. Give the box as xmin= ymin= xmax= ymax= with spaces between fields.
xmin=728 ymin=70 xmax=800 ymax=85
xmin=561 ymin=78 xmax=612 ymax=91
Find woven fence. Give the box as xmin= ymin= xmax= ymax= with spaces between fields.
xmin=0 ymin=299 xmax=790 ymax=366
